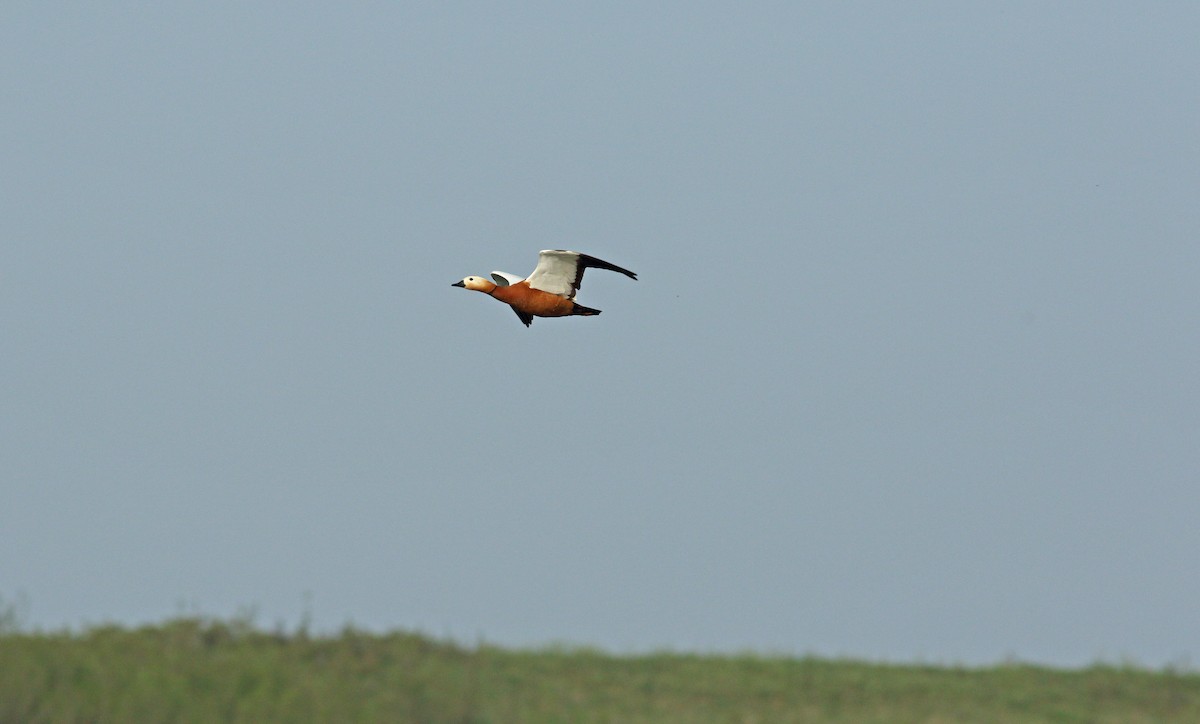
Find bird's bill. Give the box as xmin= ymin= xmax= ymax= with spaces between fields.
xmin=451 ymin=280 xmax=465 ymax=287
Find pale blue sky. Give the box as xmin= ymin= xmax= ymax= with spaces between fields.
xmin=3 ymin=3 xmax=1198 ymax=667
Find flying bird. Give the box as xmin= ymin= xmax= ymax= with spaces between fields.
xmin=452 ymin=249 xmax=637 ymax=327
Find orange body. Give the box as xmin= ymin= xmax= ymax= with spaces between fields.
xmin=490 ymin=281 xmax=576 ymax=317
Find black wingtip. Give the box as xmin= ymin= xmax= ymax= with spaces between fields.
xmin=579 ymin=254 xmax=637 ymax=281
xmin=511 ymin=307 xmax=534 ymax=327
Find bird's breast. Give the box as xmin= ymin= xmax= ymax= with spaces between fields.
xmin=492 ymin=282 xmax=575 ymax=317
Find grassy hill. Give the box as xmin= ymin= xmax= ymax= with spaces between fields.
xmin=2 ymin=616 xmax=1197 ymax=723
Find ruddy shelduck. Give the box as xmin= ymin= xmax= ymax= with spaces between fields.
xmin=452 ymin=249 xmax=637 ymax=327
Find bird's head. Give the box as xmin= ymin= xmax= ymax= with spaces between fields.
xmin=451 ymin=276 xmax=495 ymax=293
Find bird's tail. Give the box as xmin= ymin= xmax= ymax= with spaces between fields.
xmin=571 ymin=303 xmax=602 ymax=316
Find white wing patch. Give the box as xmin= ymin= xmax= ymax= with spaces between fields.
xmin=524 ymin=250 xmax=582 ymax=298
xmin=490 ymin=271 xmax=525 ymax=287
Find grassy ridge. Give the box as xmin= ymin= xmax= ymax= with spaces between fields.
xmin=2 ymin=617 xmax=1198 ymax=723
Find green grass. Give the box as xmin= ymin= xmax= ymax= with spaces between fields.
xmin=2 ymin=616 xmax=1198 ymax=723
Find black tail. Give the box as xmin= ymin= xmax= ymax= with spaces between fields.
xmin=571 ymin=303 xmax=602 ymax=316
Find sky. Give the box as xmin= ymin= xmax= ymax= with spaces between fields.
xmin=2 ymin=3 xmax=1198 ymax=668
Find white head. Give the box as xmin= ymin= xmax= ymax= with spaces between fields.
xmin=451 ymin=276 xmax=496 ymax=293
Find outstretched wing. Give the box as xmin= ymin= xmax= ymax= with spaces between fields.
xmin=524 ymin=249 xmax=637 ymax=298
xmin=490 ymin=271 xmax=525 ymax=287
